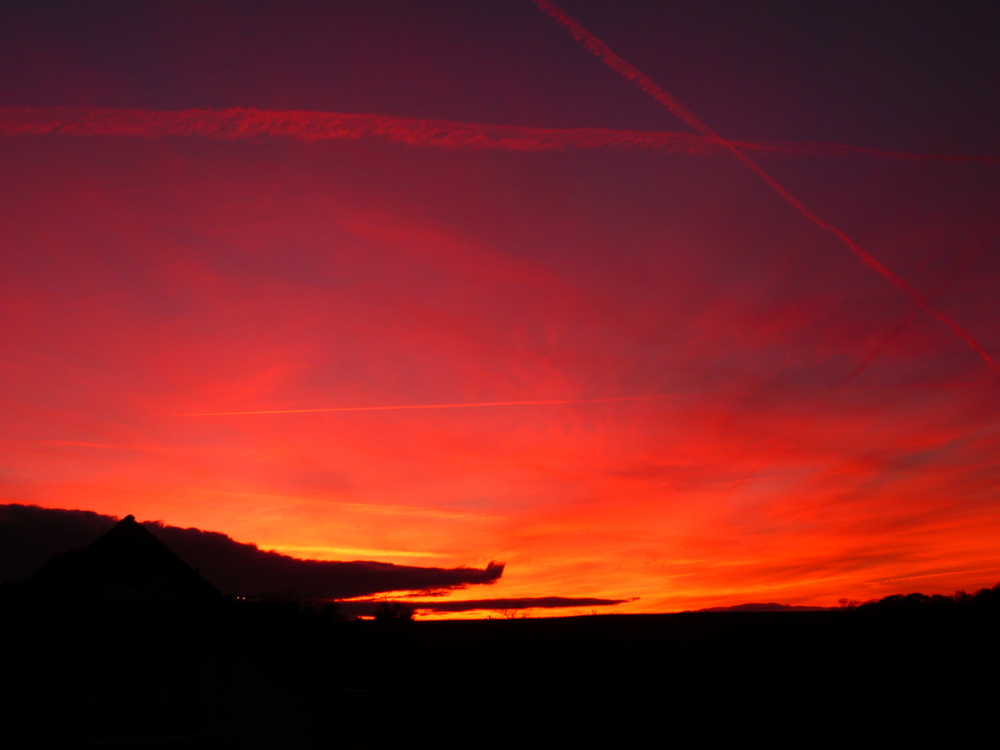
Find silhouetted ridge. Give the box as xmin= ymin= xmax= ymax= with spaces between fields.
xmin=693 ymin=586 xmax=1000 ymax=614
xmin=856 ymin=585 xmax=1000 ymax=612
xmin=698 ymin=602 xmax=829 ymax=612
xmin=27 ymin=514 xmax=223 ymax=605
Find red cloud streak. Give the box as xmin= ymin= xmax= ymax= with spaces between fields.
xmin=1 ymin=107 xmax=996 ymax=164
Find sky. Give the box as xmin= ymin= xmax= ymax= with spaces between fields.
xmin=1 ymin=0 xmax=999 ymax=615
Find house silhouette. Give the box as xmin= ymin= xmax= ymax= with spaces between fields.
xmin=27 ymin=514 xmax=225 ymax=607
xmin=4 ymin=514 xmax=235 ymax=746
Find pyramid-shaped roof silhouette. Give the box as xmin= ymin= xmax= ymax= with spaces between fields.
xmin=29 ymin=514 xmax=224 ymax=605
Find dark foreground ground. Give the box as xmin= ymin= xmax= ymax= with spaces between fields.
xmin=3 ymin=603 xmax=998 ymax=747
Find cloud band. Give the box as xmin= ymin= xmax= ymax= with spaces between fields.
xmin=1 ymin=107 xmax=995 ymax=164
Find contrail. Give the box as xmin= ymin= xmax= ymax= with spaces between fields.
xmin=722 ymin=460 xmax=769 ymax=497
xmin=176 ymin=395 xmax=672 ymax=417
xmin=743 ymin=139 xmax=1000 ymax=165
xmin=2 ymin=107 xmax=996 ymax=164
xmin=530 ymin=0 xmax=997 ymax=371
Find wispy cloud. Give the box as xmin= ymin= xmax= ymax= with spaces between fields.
xmin=337 ymin=595 xmax=630 ymax=618
xmin=176 ymin=395 xmax=673 ymax=417
xmin=2 ymin=107 xmax=996 ymax=163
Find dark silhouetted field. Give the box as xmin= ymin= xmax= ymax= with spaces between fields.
xmin=4 ymin=601 xmax=998 ymax=747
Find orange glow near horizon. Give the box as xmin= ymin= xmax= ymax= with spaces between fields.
xmin=1 ymin=1 xmax=999 ymax=616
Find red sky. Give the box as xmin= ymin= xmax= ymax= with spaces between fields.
xmin=2 ymin=0 xmax=999 ymax=615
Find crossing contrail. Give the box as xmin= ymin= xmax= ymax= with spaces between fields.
xmin=176 ymin=395 xmax=673 ymax=417
xmin=530 ymin=0 xmax=997 ymax=371
xmin=2 ymin=107 xmax=996 ymax=164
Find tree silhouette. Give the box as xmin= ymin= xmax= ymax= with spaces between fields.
xmin=373 ymin=601 xmax=413 ymax=622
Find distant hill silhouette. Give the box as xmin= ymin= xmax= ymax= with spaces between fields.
xmin=697 ymin=602 xmax=829 ymax=612
xmin=857 ymin=586 xmax=1000 ymax=612
xmin=694 ymin=586 xmax=1000 ymax=613
xmin=1 ymin=503 xmax=502 ymax=599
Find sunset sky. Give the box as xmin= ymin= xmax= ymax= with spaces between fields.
xmin=2 ymin=0 xmax=999 ymax=615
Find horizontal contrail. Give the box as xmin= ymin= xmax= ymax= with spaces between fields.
xmin=1 ymin=107 xmax=996 ymax=164
xmin=176 ymin=395 xmax=671 ymax=417
xmin=531 ymin=0 xmax=997 ymax=372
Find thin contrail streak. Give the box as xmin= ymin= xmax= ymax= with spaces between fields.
xmin=2 ymin=107 xmax=997 ymax=164
xmin=531 ymin=0 xmax=997 ymax=371
xmin=722 ymin=461 xmax=768 ymax=497
xmin=176 ymin=395 xmax=672 ymax=417
xmin=841 ymin=311 xmax=918 ymax=385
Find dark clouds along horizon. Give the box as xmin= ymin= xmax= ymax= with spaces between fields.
xmin=338 ymin=595 xmax=628 ymax=619
xmin=0 ymin=504 xmax=503 ymax=600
